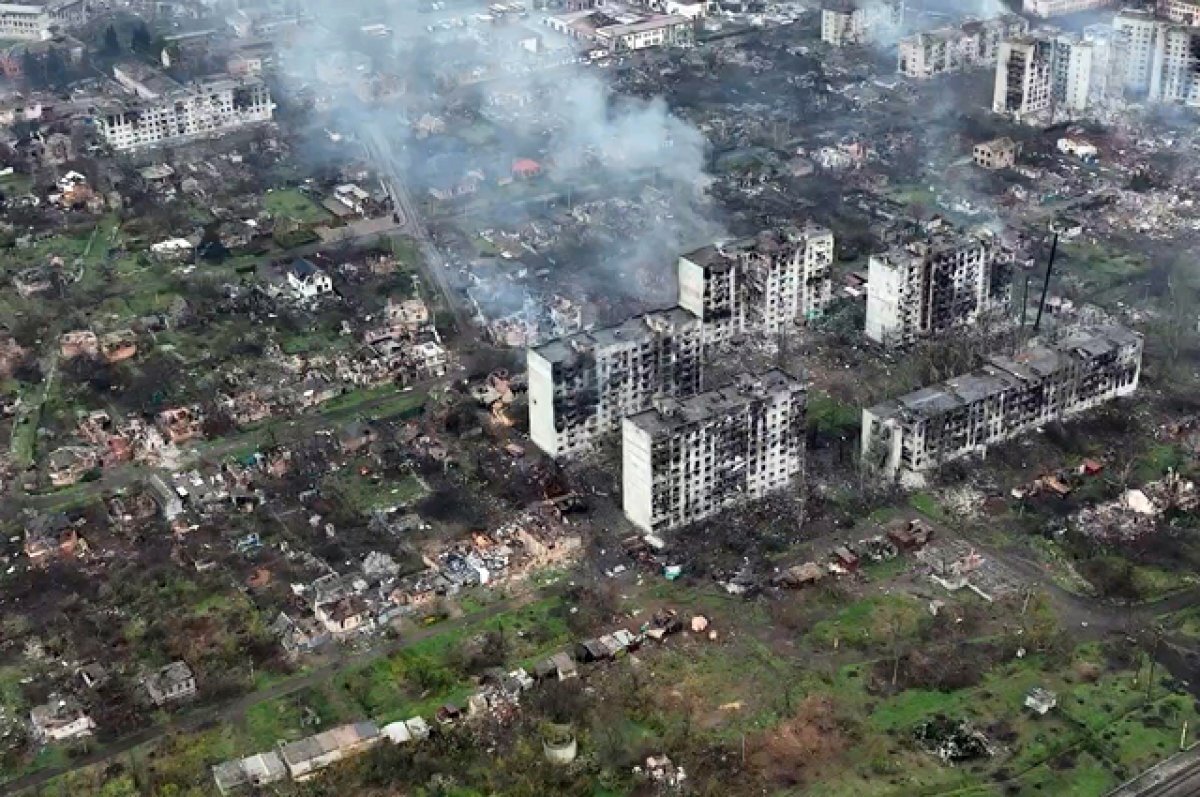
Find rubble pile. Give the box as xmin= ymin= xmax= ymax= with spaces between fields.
xmin=1072 ymin=471 xmax=1199 ymax=542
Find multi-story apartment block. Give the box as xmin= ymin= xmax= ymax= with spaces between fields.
xmin=1112 ymin=8 xmax=1200 ymax=105
xmin=1023 ymin=0 xmax=1113 ymax=18
xmin=821 ymin=0 xmax=901 ymax=46
xmin=898 ymin=14 xmax=1028 ymax=78
xmin=865 ymin=229 xmax=1013 ymax=347
xmin=1159 ymin=0 xmax=1200 ymax=26
xmin=0 ymin=0 xmax=86 ymax=41
xmin=1115 ymin=9 xmax=1166 ymax=94
xmin=623 ymin=369 xmax=806 ymax=533
xmin=678 ymin=245 xmax=742 ymax=347
xmin=994 ymin=36 xmax=1055 ymax=120
xmin=95 ymin=76 xmax=275 ymax=152
xmin=528 ymin=308 xmax=704 ymax=458
xmin=1050 ymin=33 xmax=1099 ymax=112
xmin=1155 ymin=24 xmax=1200 ymax=104
xmin=862 ymin=325 xmax=1142 ymax=484
xmin=678 ymin=225 xmax=834 ymax=347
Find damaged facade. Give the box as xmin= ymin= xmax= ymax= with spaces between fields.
xmin=95 ymin=73 xmax=275 ymax=151
xmin=1114 ymin=9 xmax=1200 ymax=106
xmin=528 ymin=308 xmax=704 ymax=458
xmin=898 ymin=15 xmax=1029 ymax=79
xmin=994 ymin=37 xmax=1054 ymax=121
xmin=677 ymin=224 xmax=834 ymax=347
xmin=622 ymin=369 xmax=805 ymax=533
xmin=864 ymin=228 xmax=1013 ymax=347
xmin=0 ymin=0 xmax=86 ymax=40
xmin=862 ymin=325 xmax=1143 ymax=484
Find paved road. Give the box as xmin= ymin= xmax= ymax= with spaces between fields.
xmin=0 ymin=589 xmax=544 ymax=796
xmin=361 ymin=132 xmax=472 ymax=335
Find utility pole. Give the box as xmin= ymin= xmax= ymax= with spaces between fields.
xmin=1032 ymin=233 xmax=1059 ymax=335
xmin=1146 ymin=625 xmax=1163 ymax=703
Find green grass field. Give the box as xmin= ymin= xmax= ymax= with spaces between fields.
xmin=264 ymin=188 xmax=331 ymax=225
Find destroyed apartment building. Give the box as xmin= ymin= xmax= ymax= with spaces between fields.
xmin=821 ymin=0 xmax=902 ymax=47
xmin=0 ymin=0 xmax=87 ymax=41
xmin=528 ymin=226 xmax=833 ymax=458
xmin=622 ymin=369 xmax=806 ymax=533
xmin=862 ymin=324 xmax=1142 ymax=484
xmin=677 ymin=224 xmax=834 ymax=348
xmin=528 ymin=307 xmax=705 ymax=458
xmin=898 ymin=14 xmax=1029 ymax=79
xmin=94 ymin=62 xmax=274 ymax=151
xmin=865 ymin=227 xmax=1013 ymax=347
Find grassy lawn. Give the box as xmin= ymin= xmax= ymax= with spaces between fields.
xmin=806 ymin=594 xmax=925 ymax=652
xmin=264 ymin=188 xmax=331 ymax=225
xmin=908 ymin=492 xmax=947 ymax=521
xmin=335 ymin=596 xmax=572 ymax=725
xmin=808 ymin=390 xmax=860 ymax=435
xmin=319 ymin=384 xmax=427 ymax=421
xmin=0 ymin=170 xmax=32 ymax=196
xmin=243 ymin=687 xmax=346 ymax=749
xmin=1013 ymin=751 xmax=1117 ymax=797
xmin=9 ymin=390 xmax=39 ymax=468
xmin=390 ymin=235 xmax=421 ymax=267
xmin=323 ymin=468 xmax=428 ymax=513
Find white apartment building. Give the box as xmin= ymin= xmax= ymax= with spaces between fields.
xmin=95 ymin=76 xmax=274 ymax=152
xmin=821 ymin=1 xmax=901 ymax=47
xmin=994 ymin=36 xmax=1055 ymax=120
xmin=527 ymin=308 xmax=704 ymax=458
xmin=898 ymin=14 xmax=1028 ymax=78
xmin=1051 ymin=34 xmax=1098 ymax=112
xmin=822 ymin=5 xmax=866 ymax=46
xmin=865 ymin=229 xmax=1013 ymax=347
xmin=678 ymin=245 xmax=741 ymax=347
xmin=862 ymin=325 xmax=1142 ymax=484
xmin=622 ymin=369 xmax=806 ymax=533
xmin=1023 ymin=0 xmax=1114 ymax=18
xmin=0 ymin=0 xmax=86 ymax=41
xmin=1114 ymin=9 xmax=1200 ymax=105
xmin=1159 ymin=0 xmax=1200 ymax=26
xmin=1156 ymin=24 xmax=1200 ymax=104
xmin=1115 ymin=9 xmax=1164 ymax=93
xmin=678 ymin=225 xmax=834 ymax=347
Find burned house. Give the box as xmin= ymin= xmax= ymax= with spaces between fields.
xmin=864 ymin=228 xmax=1013 ymax=347
xmin=29 ymin=695 xmax=94 ymax=742
xmin=677 ymin=225 xmax=834 ymax=348
xmin=144 ymin=661 xmax=197 ymax=705
xmin=527 ymin=307 xmax=704 ymax=458
xmin=622 ymin=370 xmax=806 ymax=533
xmin=862 ymin=325 xmax=1142 ymax=484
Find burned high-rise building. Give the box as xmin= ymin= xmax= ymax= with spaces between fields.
xmin=622 ymin=369 xmax=806 ymax=533
xmin=527 ymin=308 xmax=704 ymax=458
xmin=862 ymin=325 xmax=1142 ymax=485
xmin=865 ymin=228 xmax=1013 ymax=347
xmin=678 ymin=224 xmax=834 ymax=348
xmin=994 ymin=36 xmax=1055 ymax=121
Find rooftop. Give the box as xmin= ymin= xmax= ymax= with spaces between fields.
xmin=532 ymin=306 xmax=699 ymax=365
xmin=867 ymin=325 xmax=1141 ymax=423
xmin=626 ymin=369 xmax=804 ymax=436
xmin=279 ymin=722 xmax=380 ymax=767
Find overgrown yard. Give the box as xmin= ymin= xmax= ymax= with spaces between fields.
xmin=264 ymin=188 xmax=331 ymax=225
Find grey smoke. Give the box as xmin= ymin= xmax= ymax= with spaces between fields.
xmin=276 ymin=0 xmax=722 ymax=313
